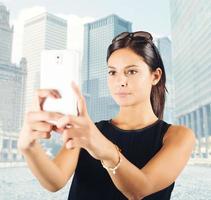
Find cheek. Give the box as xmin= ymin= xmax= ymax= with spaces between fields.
xmin=133 ymin=78 xmax=152 ymax=95
xmin=107 ymin=78 xmax=114 ymax=93
xmin=107 ymin=77 xmax=111 ymax=87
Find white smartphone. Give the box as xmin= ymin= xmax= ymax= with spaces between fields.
xmin=40 ymin=49 xmax=80 ymax=124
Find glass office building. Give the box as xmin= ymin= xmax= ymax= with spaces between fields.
xmin=81 ymin=14 xmax=132 ymax=122
xmin=156 ymin=37 xmax=175 ymax=124
xmin=170 ymin=0 xmax=211 ymax=158
xmin=23 ymin=13 xmax=67 ymax=115
xmin=0 ymin=3 xmax=13 ymax=65
xmin=0 ymin=3 xmax=26 ymax=162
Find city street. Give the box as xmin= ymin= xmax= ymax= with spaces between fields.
xmin=0 ymin=164 xmax=210 ymax=200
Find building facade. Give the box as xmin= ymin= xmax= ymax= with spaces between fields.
xmin=156 ymin=37 xmax=176 ymax=124
xmin=0 ymin=3 xmax=27 ymax=162
xmin=0 ymin=3 xmax=13 ymax=65
xmin=170 ymin=0 xmax=211 ymax=158
xmin=0 ymin=60 xmax=27 ymax=162
xmin=23 ymin=12 xmax=67 ymax=115
xmin=81 ymin=14 xmax=132 ymax=122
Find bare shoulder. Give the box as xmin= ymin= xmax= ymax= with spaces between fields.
xmin=141 ymin=124 xmax=196 ymax=196
xmin=163 ymin=124 xmax=196 ymax=146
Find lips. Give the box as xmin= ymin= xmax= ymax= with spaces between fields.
xmin=116 ymin=92 xmax=130 ymax=96
xmin=115 ymin=92 xmax=131 ymax=95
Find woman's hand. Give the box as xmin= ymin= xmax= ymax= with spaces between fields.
xmin=56 ymin=81 xmax=114 ymax=161
xmin=18 ymin=89 xmax=65 ymax=151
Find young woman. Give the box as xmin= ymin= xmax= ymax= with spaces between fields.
xmin=18 ymin=31 xmax=196 ymax=200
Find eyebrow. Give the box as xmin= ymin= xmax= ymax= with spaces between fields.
xmin=108 ymin=65 xmax=140 ymax=69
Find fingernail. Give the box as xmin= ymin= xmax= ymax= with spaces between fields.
xmin=54 ymin=93 xmax=60 ymax=98
xmin=66 ymin=142 xmax=72 ymax=149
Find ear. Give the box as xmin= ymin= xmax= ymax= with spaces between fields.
xmin=152 ymin=67 xmax=162 ymax=86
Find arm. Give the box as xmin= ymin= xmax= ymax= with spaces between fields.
xmin=18 ymin=88 xmax=81 ymax=192
xmin=20 ymin=141 xmax=65 ymax=192
xmin=19 ymin=141 xmax=80 ymax=192
xmin=102 ymin=125 xmax=196 ymax=200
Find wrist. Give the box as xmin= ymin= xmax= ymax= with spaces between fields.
xmin=101 ymin=141 xmax=118 ymax=161
xmin=100 ymin=143 xmax=122 ymax=174
xmin=18 ymin=139 xmax=38 ymax=153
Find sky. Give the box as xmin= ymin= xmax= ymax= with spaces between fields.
xmin=1 ymin=0 xmax=172 ymax=64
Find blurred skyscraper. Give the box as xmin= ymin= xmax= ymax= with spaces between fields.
xmin=156 ymin=37 xmax=175 ymax=124
xmin=81 ymin=14 xmax=132 ymax=122
xmin=0 ymin=3 xmax=13 ymax=65
xmin=0 ymin=2 xmax=26 ymax=162
xmin=23 ymin=12 xmax=67 ymax=115
xmin=170 ymin=0 xmax=211 ymax=158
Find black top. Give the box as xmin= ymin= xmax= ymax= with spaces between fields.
xmin=67 ymin=119 xmax=175 ymax=200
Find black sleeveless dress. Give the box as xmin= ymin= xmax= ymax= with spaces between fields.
xmin=67 ymin=119 xmax=175 ymax=200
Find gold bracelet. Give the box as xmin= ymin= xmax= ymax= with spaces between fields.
xmin=100 ymin=144 xmax=122 ymax=175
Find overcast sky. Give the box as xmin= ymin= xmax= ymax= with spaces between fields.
xmin=1 ymin=0 xmax=172 ymax=63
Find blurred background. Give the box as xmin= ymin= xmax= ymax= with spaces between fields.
xmin=0 ymin=0 xmax=210 ymax=199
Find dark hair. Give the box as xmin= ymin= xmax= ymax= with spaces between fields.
xmin=106 ymin=32 xmax=168 ymax=120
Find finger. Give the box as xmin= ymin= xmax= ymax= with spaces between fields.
xmin=56 ymin=114 xmax=82 ymax=129
xmin=30 ymin=89 xmax=61 ymax=112
xmin=62 ymin=129 xmax=74 ymax=144
xmin=27 ymin=111 xmax=64 ymax=123
xmin=66 ymin=138 xmax=75 ymax=149
xmin=52 ymin=125 xmax=64 ymax=133
xmin=66 ymin=136 xmax=86 ymax=149
xmin=30 ymin=122 xmax=53 ymax=132
xmin=71 ymin=81 xmax=88 ymax=116
xmin=51 ymin=89 xmax=62 ymax=98
xmin=32 ymin=131 xmax=51 ymax=139
xmin=45 ymin=89 xmax=61 ymax=98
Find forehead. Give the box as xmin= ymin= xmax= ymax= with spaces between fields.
xmin=107 ymin=48 xmax=147 ymax=69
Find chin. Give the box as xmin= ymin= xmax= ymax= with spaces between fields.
xmin=114 ymin=99 xmax=134 ymax=107
xmin=119 ymin=103 xmax=133 ymax=107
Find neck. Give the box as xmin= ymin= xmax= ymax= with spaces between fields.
xmin=113 ymin=100 xmax=158 ymax=126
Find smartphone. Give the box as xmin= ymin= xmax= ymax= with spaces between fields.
xmin=40 ymin=49 xmax=80 ymax=124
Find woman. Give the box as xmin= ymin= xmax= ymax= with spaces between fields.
xmin=18 ymin=31 xmax=196 ymax=200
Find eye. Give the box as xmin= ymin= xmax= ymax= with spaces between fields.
xmin=127 ymin=70 xmax=138 ymax=75
xmin=108 ymin=70 xmax=138 ymax=76
xmin=108 ymin=71 xmax=116 ymax=76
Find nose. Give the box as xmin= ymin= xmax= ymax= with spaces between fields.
xmin=117 ymin=74 xmax=128 ymax=87
xmin=121 ymin=83 xmax=128 ymax=87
